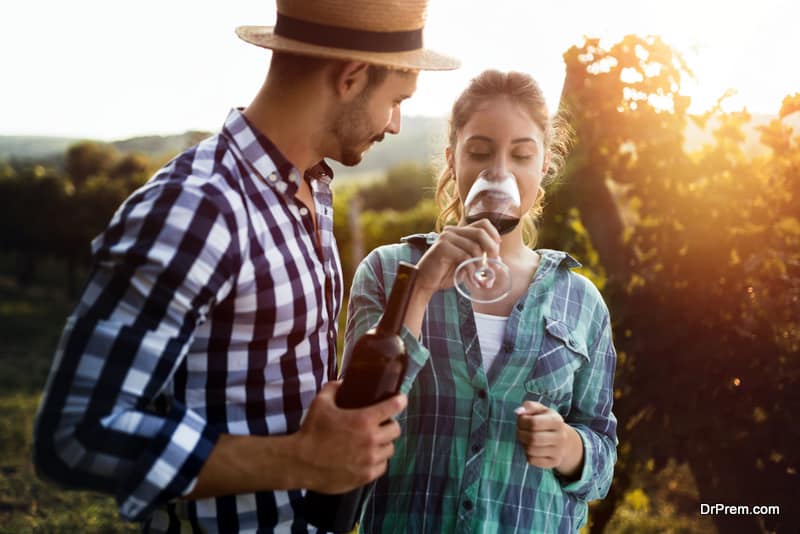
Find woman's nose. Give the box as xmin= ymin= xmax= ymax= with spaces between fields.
xmin=485 ymin=157 xmax=511 ymax=180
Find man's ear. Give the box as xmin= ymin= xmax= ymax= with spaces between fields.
xmin=334 ymin=61 xmax=370 ymax=101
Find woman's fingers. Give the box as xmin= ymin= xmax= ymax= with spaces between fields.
xmin=441 ymin=224 xmax=500 ymax=258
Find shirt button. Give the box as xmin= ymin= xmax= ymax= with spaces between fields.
xmin=471 ymin=443 xmax=481 ymax=453
xmin=477 ymin=389 xmax=487 ymax=399
xmin=268 ymin=172 xmax=278 ymax=182
xmin=517 ymin=302 xmax=524 ymax=311
xmin=328 ymin=330 xmax=335 ymax=339
xmin=299 ymin=207 xmax=309 ymax=216
xmin=289 ymin=170 xmax=299 ymax=183
xmin=463 ymin=500 xmax=473 ymax=511
xmin=503 ymin=343 xmax=513 ymax=353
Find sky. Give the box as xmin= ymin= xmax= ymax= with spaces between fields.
xmin=1 ymin=0 xmax=798 ymax=140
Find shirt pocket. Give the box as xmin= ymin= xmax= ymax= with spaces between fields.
xmin=524 ymin=316 xmax=590 ymax=416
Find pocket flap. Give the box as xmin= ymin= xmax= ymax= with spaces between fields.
xmin=544 ymin=316 xmax=589 ymax=362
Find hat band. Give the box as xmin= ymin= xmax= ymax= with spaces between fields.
xmin=274 ymin=13 xmax=423 ymax=53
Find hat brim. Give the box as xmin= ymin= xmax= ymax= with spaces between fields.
xmin=236 ymin=26 xmax=460 ymax=71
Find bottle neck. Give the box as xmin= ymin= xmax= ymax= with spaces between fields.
xmin=376 ymin=262 xmax=418 ymax=336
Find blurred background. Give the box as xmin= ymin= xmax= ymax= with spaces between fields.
xmin=1 ymin=1 xmax=798 ymax=532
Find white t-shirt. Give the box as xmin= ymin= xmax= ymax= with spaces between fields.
xmin=473 ymin=311 xmax=509 ymax=373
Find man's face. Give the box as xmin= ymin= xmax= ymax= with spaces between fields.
xmin=331 ymin=70 xmax=419 ymax=166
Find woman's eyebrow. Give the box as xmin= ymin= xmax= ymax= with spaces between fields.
xmin=465 ymin=135 xmax=493 ymax=144
xmin=511 ymin=137 xmax=537 ymax=144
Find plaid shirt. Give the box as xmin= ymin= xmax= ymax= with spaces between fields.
xmin=34 ymin=109 xmax=343 ymax=533
xmin=344 ymin=234 xmax=618 ymax=533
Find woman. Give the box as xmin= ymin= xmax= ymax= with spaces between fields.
xmin=344 ymin=70 xmax=618 ymax=533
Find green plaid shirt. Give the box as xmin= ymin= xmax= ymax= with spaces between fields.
xmin=343 ymin=234 xmax=618 ymax=533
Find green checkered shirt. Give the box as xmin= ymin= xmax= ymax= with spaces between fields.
xmin=343 ymin=234 xmax=618 ymax=533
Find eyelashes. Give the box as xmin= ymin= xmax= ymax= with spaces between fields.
xmin=467 ymin=153 xmax=533 ymax=161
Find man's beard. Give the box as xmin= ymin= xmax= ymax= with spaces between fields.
xmin=331 ymin=96 xmax=384 ymax=167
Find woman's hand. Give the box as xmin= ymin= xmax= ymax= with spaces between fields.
xmin=402 ymin=219 xmax=500 ymax=338
xmin=515 ymin=401 xmax=584 ymax=479
xmin=413 ymin=219 xmax=501 ymax=297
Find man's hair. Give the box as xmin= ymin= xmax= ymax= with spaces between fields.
xmin=269 ymin=51 xmax=390 ymax=93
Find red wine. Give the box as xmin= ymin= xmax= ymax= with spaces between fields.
xmin=304 ymin=261 xmax=418 ymax=532
xmin=465 ymin=212 xmax=520 ymax=235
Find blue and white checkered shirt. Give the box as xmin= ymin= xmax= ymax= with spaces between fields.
xmin=34 ymin=108 xmax=343 ymax=532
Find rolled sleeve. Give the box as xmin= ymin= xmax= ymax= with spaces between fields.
xmin=399 ymin=325 xmax=432 ymax=395
xmin=559 ymin=423 xmax=616 ymax=501
xmin=33 ymin=181 xmax=236 ymax=521
xmin=559 ymin=312 xmax=618 ymax=502
xmin=343 ymin=248 xmax=432 ymax=393
xmin=118 ymin=402 xmax=220 ymax=520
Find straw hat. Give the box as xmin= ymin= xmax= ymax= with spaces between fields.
xmin=236 ymin=0 xmax=460 ymax=71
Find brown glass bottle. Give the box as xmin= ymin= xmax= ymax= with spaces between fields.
xmin=303 ymin=261 xmax=418 ymax=532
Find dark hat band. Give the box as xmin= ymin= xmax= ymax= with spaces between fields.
xmin=274 ymin=13 xmax=423 ymax=53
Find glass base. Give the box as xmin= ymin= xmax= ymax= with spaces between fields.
xmin=454 ymin=256 xmax=512 ymax=304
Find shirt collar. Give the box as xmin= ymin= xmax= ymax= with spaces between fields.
xmin=533 ymin=249 xmax=581 ymax=281
xmin=222 ymin=108 xmax=334 ymax=197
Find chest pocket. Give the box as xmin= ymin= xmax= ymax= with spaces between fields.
xmin=525 ymin=316 xmax=590 ymax=416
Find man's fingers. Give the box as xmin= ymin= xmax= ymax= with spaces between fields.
xmin=317 ymin=379 xmax=342 ymax=400
xmin=360 ymin=393 xmax=408 ymax=425
xmin=374 ymin=418 xmax=402 ymax=444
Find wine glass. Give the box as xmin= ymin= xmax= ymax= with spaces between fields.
xmin=453 ymin=169 xmax=521 ymax=303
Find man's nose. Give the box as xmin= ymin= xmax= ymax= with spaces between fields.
xmin=385 ymin=106 xmax=401 ymax=135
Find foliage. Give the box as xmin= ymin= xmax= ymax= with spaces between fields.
xmin=544 ymin=35 xmax=800 ymax=533
xmin=334 ymin=164 xmax=439 ymax=287
xmin=0 ymin=142 xmax=152 ymax=293
xmin=357 ymin=163 xmax=437 ymax=212
xmin=360 ymin=199 xmax=439 ymax=256
xmin=2 ymin=43 xmax=799 ymax=532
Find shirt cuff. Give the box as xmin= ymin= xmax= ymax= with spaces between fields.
xmin=557 ymin=425 xmax=595 ymax=497
xmin=117 ymin=402 xmax=220 ymax=521
xmin=399 ymin=325 xmax=431 ymax=395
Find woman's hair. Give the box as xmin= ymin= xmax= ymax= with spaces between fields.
xmin=434 ymin=70 xmax=572 ymax=247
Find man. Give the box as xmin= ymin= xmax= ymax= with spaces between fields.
xmin=32 ymin=1 xmax=459 ymax=531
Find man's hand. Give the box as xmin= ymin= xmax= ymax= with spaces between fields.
xmin=515 ymin=401 xmax=584 ymax=478
xmin=185 ymin=381 xmax=406 ymax=500
xmin=293 ymin=381 xmax=407 ymax=494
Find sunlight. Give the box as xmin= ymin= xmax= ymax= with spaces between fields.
xmin=1 ymin=0 xmax=798 ymax=138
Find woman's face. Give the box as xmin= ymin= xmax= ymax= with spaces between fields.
xmin=450 ymin=96 xmax=548 ymax=220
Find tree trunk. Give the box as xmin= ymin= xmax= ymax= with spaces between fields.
xmin=573 ymin=171 xmax=634 ymax=284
